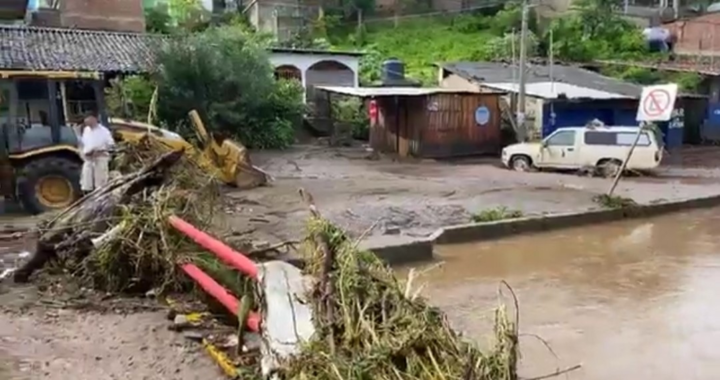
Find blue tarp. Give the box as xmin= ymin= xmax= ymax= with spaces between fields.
xmin=542 ymin=101 xmax=637 ymax=137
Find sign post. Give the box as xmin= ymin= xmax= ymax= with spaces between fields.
xmin=607 ymin=84 xmax=678 ymax=196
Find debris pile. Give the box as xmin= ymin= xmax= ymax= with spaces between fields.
xmin=14 ymin=137 xmax=222 ymax=293
xmin=275 ymin=197 xmax=519 ymax=380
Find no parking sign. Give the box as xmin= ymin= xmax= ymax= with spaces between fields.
xmin=636 ymin=84 xmax=678 ymax=122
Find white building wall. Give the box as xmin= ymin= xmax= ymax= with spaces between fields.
xmin=269 ymin=52 xmax=360 ymax=102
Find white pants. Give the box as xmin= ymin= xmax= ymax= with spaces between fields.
xmin=80 ymin=155 xmax=110 ymax=192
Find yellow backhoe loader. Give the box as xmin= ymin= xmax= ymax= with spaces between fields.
xmin=110 ymin=111 xmax=268 ymax=189
xmin=0 ymin=70 xmax=267 ymax=215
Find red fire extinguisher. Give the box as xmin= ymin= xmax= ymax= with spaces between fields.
xmin=368 ymin=100 xmax=378 ymax=124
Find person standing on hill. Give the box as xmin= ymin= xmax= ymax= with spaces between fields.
xmin=80 ymin=113 xmax=115 ymax=195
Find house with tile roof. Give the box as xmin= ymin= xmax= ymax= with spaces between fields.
xmin=0 ymin=0 xmax=360 ymax=108
xmin=0 ymin=25 xmax=158 ymax=74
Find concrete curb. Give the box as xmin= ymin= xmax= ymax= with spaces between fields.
xmin=364 ymin=193 xmax=720 ymax=265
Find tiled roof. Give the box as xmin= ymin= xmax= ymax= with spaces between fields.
xmin=0 ymin=25 xmax=163 ymax=73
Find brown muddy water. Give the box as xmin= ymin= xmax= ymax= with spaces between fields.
xmin=411 ymin=208 xmax=720 ymax=380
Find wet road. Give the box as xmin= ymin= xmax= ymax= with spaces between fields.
xmin=414 ymin=208 xmax=720 ymax=380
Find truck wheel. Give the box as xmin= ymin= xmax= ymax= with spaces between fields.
xmin=598 ymin=159 xmax=622 ymax=178
xmin=16 ymin=156 xmax=82 ymax=215
xmin=510 ymin=155 xmax=532 ymax=172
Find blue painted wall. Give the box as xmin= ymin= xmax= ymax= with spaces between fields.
xmin=542 ymin=100 xmax=639 ymax=137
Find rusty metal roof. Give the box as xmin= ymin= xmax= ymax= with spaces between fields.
xmin=315 ymin=86 xmax=503 ymax=97
xmin=0 ymin=24 xmax=161 ymax=72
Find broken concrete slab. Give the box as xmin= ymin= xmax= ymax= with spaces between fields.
xmin=258 ymin=260 xmax=315 ymax=379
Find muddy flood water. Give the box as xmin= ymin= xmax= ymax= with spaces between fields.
xmin=413 ymin=208 xmax=720 ymax=380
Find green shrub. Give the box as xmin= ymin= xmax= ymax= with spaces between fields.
xmin=332 ymin=97 xmax=369 ymax=140
xmin=471 ymin=207 xmax=523 ymax=223
xmin=155 ymin=26 xmax=305 ymax=149
xmin=105 ymin=75 xmax=156 ymax=122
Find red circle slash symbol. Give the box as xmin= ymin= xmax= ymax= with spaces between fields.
xmin=643 ymin=89 xmax=671 ymax=117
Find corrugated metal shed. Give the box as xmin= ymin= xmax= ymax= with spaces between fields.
xmin=480 ymin=82 xmax=631 ymax=100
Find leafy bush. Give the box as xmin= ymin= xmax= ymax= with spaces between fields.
xmin=332 ymin=97 xmax=369 ymax=140
xmin=105 ymin=75 xmax=156 ymax=122
xmin=155 ymin=26 xmax=305 ymax=149
xmin=484 ymin=31 xmax=539 ymax=60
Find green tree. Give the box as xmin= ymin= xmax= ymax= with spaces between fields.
xmin=155 ymin=26 xmax=305 ymax=149
xmin=105 ymin=76 xmax=156 ymax=121
xmin=544 ymin=0 xmax=646 ymax=62
xmin=145 ymin=4 xmax=174 ymax=34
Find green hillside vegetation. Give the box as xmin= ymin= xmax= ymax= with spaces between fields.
xmin=319 ymin=0 xmax=702 ymax=90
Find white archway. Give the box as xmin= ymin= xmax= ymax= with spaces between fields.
xmin=305 ymin=60 xmax=355 ymax=104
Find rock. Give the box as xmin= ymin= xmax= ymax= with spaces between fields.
xmin=219 ymin=334 xmax=239 ymax=349
xmin=253 ymin=241 xmax=271 ymax=250
xmin=182 ymin=331 xmax=204 ymax=342
xmin=383 ymin=226 xmax=401 ymax=235
xmin=170 ymin=314 xmax=191 ymax=331
xmin=242 ymin=333 xmax=262 ymax=352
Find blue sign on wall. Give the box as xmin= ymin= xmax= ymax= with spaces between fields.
xmin=475 ymin=106 xmax=490 ymax=126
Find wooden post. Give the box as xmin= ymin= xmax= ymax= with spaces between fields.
xmin=607 ymin=122 xmax=646 ymax=197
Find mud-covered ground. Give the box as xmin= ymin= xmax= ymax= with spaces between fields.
xmin=0 ymin=291 xmax=223 ymax=380
xmin=223 ymin=143 xmax=720 ymax=248
xmin=2 ymin=144 xmax=720 ymax=379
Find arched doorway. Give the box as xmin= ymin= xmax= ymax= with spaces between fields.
xmin=274 ymin=65 xmax=302 ymax=81
xmin=305 ymin=60 xmax=355 ymax=104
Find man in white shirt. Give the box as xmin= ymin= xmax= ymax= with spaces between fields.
xmin=80 ymin=113 xmax=115 ymax=194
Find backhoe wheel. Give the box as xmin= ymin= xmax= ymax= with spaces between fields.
xmin=16 ymin=156 xmax=82 ymax=215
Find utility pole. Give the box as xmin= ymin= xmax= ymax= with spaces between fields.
xmin=394 ymin=0 xmax=399 ymax=27
xmin=517 ymin=0 xmax=530 ymax=141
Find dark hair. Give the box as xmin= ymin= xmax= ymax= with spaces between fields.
xmin=83 ymin=111 xmax=98 ymax=119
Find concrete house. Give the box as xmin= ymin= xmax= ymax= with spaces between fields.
xmin=18 ymin=0 xmax=145 ymax=32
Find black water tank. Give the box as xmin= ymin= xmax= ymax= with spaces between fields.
xmin=382 ymin=58 xmax=405 ymax=83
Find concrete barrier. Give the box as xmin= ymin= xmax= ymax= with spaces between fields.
xmin=362 ymin=193 xmax=720 ymax=265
